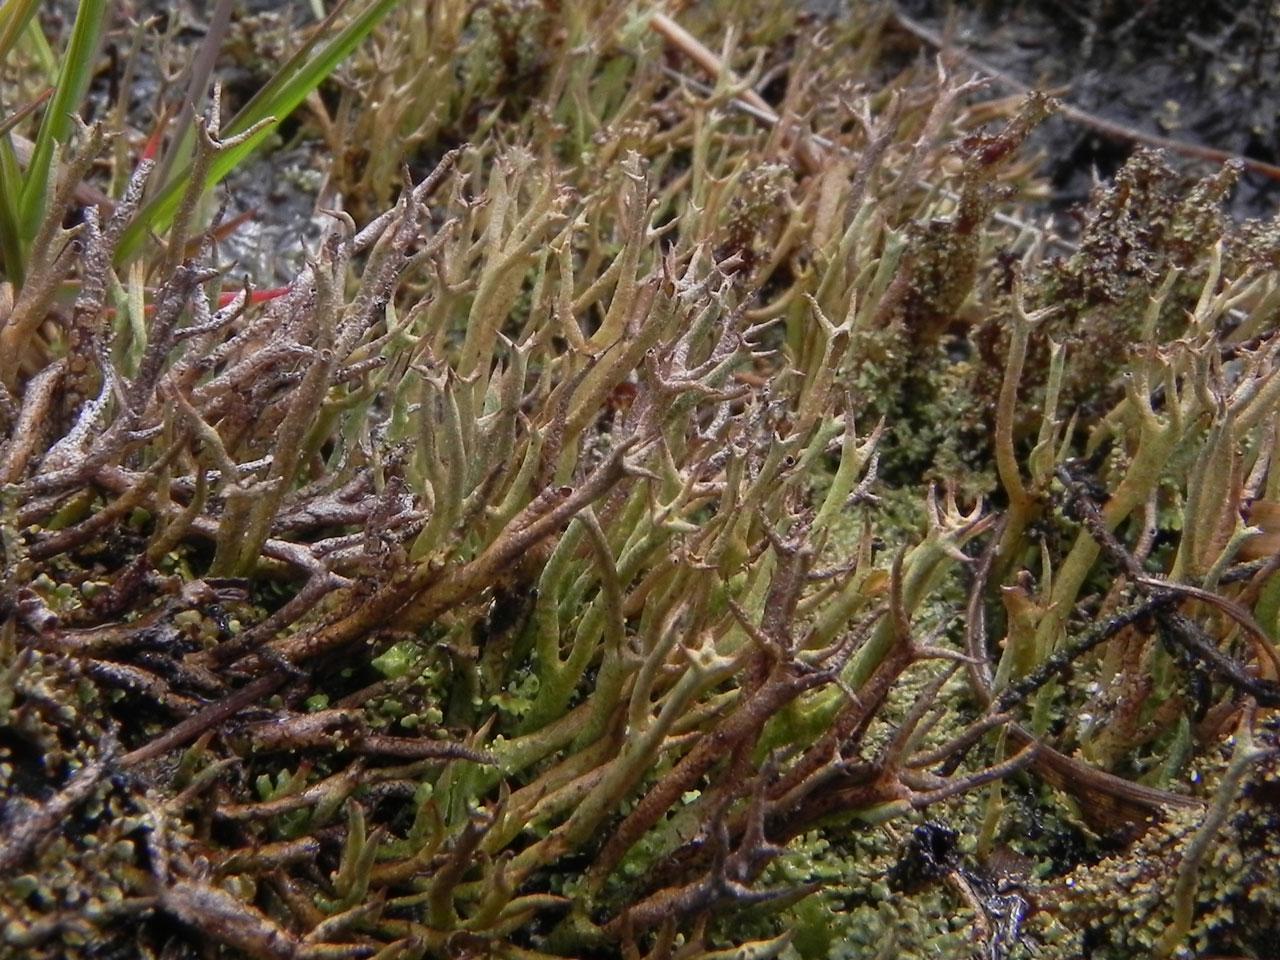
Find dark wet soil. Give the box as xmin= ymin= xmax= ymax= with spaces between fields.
xmin=890 ymin=0 xmax=1280 ymax=222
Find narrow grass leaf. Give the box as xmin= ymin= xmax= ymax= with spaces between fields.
xmin=16 ymin=0 xmax=109 ymax=238
xmin=0 ymin=0 xmax=40 ymax=65
xmin=21 ymin=10 xmax=57 ymax=79
xmin=115 ymin=0 xmax=401 ymax=264
xmin=0 ymin=135 xmax=26 ymax=284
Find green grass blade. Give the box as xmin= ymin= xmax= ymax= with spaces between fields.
xmin=21 ymin=9 xmax=57 ymax=80
xmin=115 ymin=0 xmax=401 ymax=264
xmin=16 ymin=0 xmax=108 ymax=239
xmin=0 ymin=135 xmax=27 ymax=285
xmin=221 ymin=0 xmax=358 ymax=139
xmin=0 ymin=0 xmax=40 ymax=65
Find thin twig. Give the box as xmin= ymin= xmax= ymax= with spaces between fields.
xmin=1058 ymin=466 xmax=1280 ymax=708
xmin=960 ymin=517 xmax=1202 ymax=822
xmin=888 ymin=6 xmax=1280 ymax=184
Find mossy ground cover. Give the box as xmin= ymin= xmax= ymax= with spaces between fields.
xmin=1 ymin=3 xmax=1278 ymax=959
